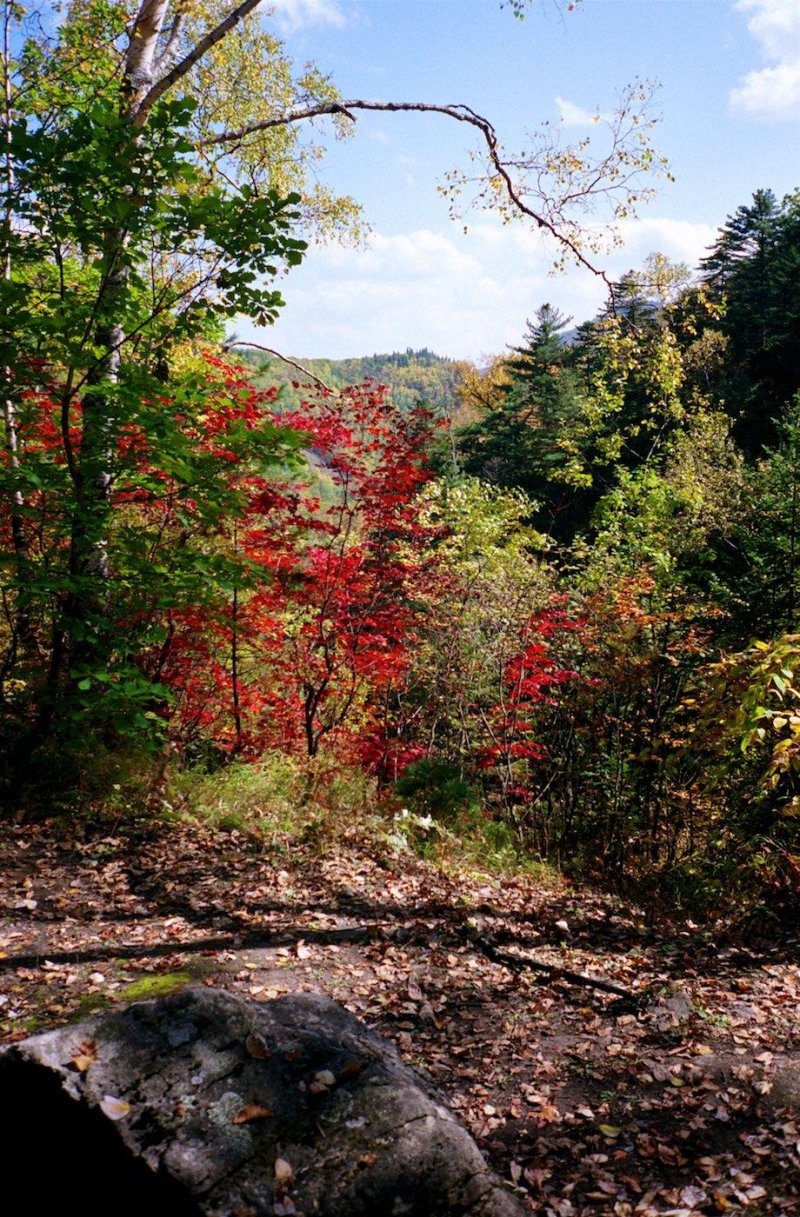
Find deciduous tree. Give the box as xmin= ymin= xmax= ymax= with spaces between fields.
xmin=1 ymin=0 xmax=670 ymax=773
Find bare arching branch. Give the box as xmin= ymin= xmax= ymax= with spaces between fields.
xmin=200 ymin=99 xmax=611 ymax=283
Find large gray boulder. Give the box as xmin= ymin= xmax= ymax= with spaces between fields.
xmin=0 ymin=986 xmax=523 ymax=1217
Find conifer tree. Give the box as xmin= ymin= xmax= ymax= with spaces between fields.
xmin=701 ymin=189 xmax=800 ymax=453
xmin=458 ymin=305 xmax=588 ymax=539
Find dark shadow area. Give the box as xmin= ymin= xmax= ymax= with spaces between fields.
xmin=0 ymin=1053 xmax=203 ymax=1217
xmin=2 ymin=831 xmax=796 ymax=999
xmin=0 ymin=923 xmax=373 ymax=970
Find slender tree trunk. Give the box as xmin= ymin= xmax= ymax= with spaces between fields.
xmin=230 ymin=563 xmax=243 ymax=754
xmin=60 ymin=263 xmax=126 ymax=679
xmin=788 ymin=437 xmax=798 ymax=630
xmin=1 ymin=0 xmax=33 ymax=649
xmin=60 ymin=0 xmax=170 ymax=678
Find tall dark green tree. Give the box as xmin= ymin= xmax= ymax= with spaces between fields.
xmin=729 ymin=395 xmax=800 ymax=638
xmin=700 ymin=188 xmax=779 ymax=295
xmin=544 ymin=258 xmax=691 ymax=531
xmin=700 ymin=189 xmax=800 ymax=453
xmin=457 ymin=304 xmax=589 ymax=540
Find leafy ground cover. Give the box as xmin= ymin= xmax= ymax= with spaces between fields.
xmin=1 ymin=817 xmax=798 ymax=1216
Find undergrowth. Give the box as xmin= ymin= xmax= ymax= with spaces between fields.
xmin=168 ymin=753 xmax=559 ymax=883
xmin=6 ymin=741 xmax=789 ymax=920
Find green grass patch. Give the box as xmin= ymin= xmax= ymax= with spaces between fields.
xmin=171 ymin=752 xmax=381 ymax=845
xmin=70 ymin=992 xmax=113 ymax=1021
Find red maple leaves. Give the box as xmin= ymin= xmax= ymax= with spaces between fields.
xmin=7 ymin=356 xmax=585 ymax=789
xmin=476 ymin=604 xmax=583 ymax=800
xmin=153 ymin=365 xmax=439 ymax=760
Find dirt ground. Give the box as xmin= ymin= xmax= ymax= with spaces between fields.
xmin=1 ymin=819 xmax=798 ymax=1216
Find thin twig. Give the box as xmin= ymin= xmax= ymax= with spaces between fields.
xmin=224 ymin=341 xmax=337 ymax=393
xmin=477 ymin=935 xmax=634 ymax=1000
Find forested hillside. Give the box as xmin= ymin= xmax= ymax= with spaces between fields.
xmin=240 ymin=348 xmax=467 ymax=414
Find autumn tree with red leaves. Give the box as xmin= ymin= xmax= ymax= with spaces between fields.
xmin=157 ymin=375 xmax=439 ymax=763
xmin=475 ymin=604 xmax=582 ymax=808
xmin=0 ymin=346 xmax=440 ymax=782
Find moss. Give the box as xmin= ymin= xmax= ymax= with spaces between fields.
xmin=118 ymin=971 xmax=194 ymax=1003
xmin=14 ymin=1012 xmax=51 ymax=1036
xmin=71 ymin=992 xmax=113 ymax=1021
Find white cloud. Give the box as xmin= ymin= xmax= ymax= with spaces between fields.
xmin=267 ymin=0 xmax=346 ymax=35
xmin=242 ymin=226 xmax=548 ymax=359
xmin=611 ymin=218 xmax=717 ymax=270
xmin=730 ymin=0 xmax=800 ymax=120
xmin=555 ymin=97 xmax=608 ymax=127
xmin=238 ymin=216 xmax=717 ymax=362
xmin=732 ymin=59 xmax=800 ymax=119
xmin=317 ymin=229 xmax=484 ymax=278
xmin=736 ymin=0 xmax=800 ymax=60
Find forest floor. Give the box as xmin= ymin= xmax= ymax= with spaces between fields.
xmin=1 ymin=817 xmax=799 ymax=1217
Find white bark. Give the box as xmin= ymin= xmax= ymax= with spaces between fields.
xmin=125 ymin=0 xmax=172 ymax=109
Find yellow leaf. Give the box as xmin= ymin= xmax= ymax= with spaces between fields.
xmin=598 ymin=1124 xmax=622 ymax=1137
xmin=71 ymin=1039 xmax=98 ymax=1073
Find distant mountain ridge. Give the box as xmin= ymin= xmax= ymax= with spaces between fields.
xmin=238 ymin=347 xmax=464 ymax=413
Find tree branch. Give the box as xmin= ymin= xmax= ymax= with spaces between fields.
xmin=134 ymin=0 xmax=264 ymax=125
xmin=476 ymin=935 xmax=636 ymax=1001
xmin=154 ymin=4 xmax=188 ymax=76
xmin=200 ymin=99 xmax=611 ymax=281
xmin=223 ymin=341 xmax=337 ymax=393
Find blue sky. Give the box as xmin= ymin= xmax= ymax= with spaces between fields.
xmin=243 ymin=0 xmax=800 ymax=361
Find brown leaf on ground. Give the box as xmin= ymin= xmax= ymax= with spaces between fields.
xmin=2 ymin=821 xmax=799 ymax=1215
